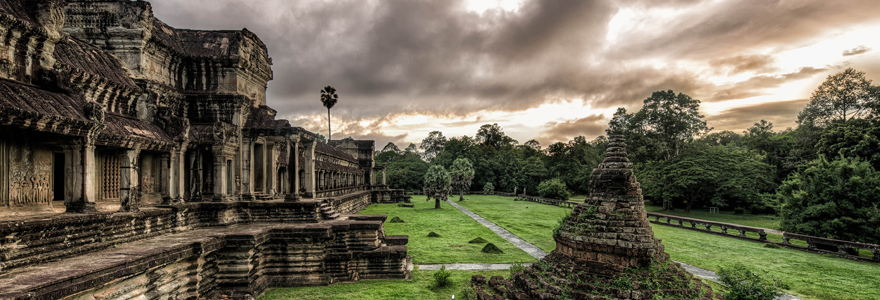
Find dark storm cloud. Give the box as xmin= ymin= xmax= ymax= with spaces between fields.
xmin=707 ymin=99 xmax=810 ymax=132
xmin=147 ymin=0 xmax=880 ymax=144
xmin=538 ymin=114 xmax=608 ymax=144
xmin=843 ymin=46 xmax=872 ymax=57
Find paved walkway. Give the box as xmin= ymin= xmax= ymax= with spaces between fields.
xmin=445 ymin=200 xmax=548 ymax=259
xmin=444 ymin=199 xmax=801 ymax=300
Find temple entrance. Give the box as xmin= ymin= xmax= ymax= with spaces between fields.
xmin=254 ymin=144 xmax=264 ymax=192
xmin=53 ymin=152 xmax=64 ymax=201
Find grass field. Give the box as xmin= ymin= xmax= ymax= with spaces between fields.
xmin=260 ymin=269 xmax=507 ymax=300
xmin=454 ymin=195 xmax=571 ymax=252
xmin=358 ymin=197 xmax=536 ymax=264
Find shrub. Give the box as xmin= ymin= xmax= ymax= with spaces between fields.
xmin=718 ymin=263 xmax=788 ymax=300
xmin=433 ymin=265 xmax=452 ymax=287
xmin=480 ymin=243 xmax=503 ymax=254
xmin=509 ymin=262 xmax=525 ymax=276
xmin=778 ymin=155 xmax=880 ymax=244
xmin=537 ymin=178 xmax=570 ymax=200
xmin=483 ymin=182 xmax=495 ymax=193
xmin=468 ymin=237 xmax=488 ymax=244
xmin=427 ymin=231 xmax=441 ymax=237
xmin=389 ymin=217 xmax=404 ymax=223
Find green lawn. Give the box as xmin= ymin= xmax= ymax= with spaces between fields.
xmin=457 ymin=196 xmax=879 ymax=300
xmin=644 ymin=203 xmax=781 ymax=229
xmin=654 ymin=225 xmax=880 ymax=300
xmin=358 ymin=197 xmax=536 ymax=264
xmin=454 ymin=195 xmax=572 ymax=252
xmin=260 ymin=269 xmax=507 ymax=300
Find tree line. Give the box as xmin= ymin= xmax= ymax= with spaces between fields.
xmin=375 ymin=68 xmax=880 ymax=244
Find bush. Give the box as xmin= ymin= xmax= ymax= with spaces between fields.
xmin=468 ymin=237 xmax=488 ymax=244
xmin=433 ymin=265 xmax=452 ymax=287
xmin=537 ymin=178 xmax=570 ymax=200
xmin=480 ymin=243 xmax=503 ymax=254
xmin=389 ymin=217 xmax=404 ymax=223
xmin=509 ymin=262 xmax=525 ymax=276
xmin=483 ymin=182 xmax=495 ymax=193
xmin=778 ymin=155 xmax=880 ymax=244
xmin=718 ymin=263 xmax=788 ymax=300
xmin=427 ymin=231 xmax=441 ymax=237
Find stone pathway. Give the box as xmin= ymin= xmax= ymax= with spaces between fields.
xmin=445 ymin=200 xmax=548 ymax=259
xmin=444 ymin=199 xmax=801 ymax=300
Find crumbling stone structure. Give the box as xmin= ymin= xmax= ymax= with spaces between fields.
xmin=471 ymin=136 xmax=718 ymax=300
xmin=0 ymin=1 xmax=409 ymax=299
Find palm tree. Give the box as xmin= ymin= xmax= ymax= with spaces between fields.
xmin=320 ymin=86 xmax=339 ymax=141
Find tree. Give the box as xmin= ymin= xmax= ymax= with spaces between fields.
xmin=380 ymin=142 xmax=402 ymax=154
xmin=449 ymin=158 xmax=475 ymax=201
xmin=524 ymin=139 xmax=541 ymax=150
xmin=420 ymin=131 xmax=447 ymax=162
xmin=516 ymin=156 xmax=548 ymax=195
xmin=816 ymin=119 xmax=880 ymax=170
xmin=637 ymin=145 xmax=775 ymax=212
xmin=476 ymin=123 xmax=517 ymax=150
xmin=483 ymin=182 xmax=494 ymax=193
xmin=320 ymin=86 xmax=339 ymax=140
xmin=537 ymin=178 xmax=570 ymax=200
xmin=628 ymin=90 xmax=711 ymax=160
xmin=798 ymin=68 xmax=878 ymax=126
xmin=778 ymin=155 xmax=880 ymax=244
xmin=424 ymin=165 xmax=452 ymax=209
xmin=404 ymin=143 xmax=419 ymax=155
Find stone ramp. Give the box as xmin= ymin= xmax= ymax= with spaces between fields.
xmin=0 ymin=220 xmax=409 ymax=300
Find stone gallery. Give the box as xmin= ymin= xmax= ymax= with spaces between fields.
xmin=0 ymin=0 xmax=409 ymax=299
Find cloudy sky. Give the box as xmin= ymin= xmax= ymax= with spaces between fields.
xmin=151 ymin=0 xmax=880 ymax=148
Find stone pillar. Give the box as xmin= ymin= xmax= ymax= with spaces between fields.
xmin=382 ymin=167 xmax=387 ymax=185
xmin=241 ymin=139 xmax=254 ymax=200
xmin=212 ymin=153 xmax=230 ymax=202
xmin=285 ymin=140 xmax=299 ymax=202
xmin=370 ymin=168 xmax=376 ymax=185
xmin=119 ymin=149 xmax=140 ymax=212
xmin=267 ymin=142 xmax=276 ymax=197
xmin=63 ymin=142 xmax=98 ymax=213
xmin=171 ymin=147 xmax=186 ymax=203
xmin=303 ymin=141 xmax=316 ymax=198
xmin=160 ymin=153 xmax=171 ymax=204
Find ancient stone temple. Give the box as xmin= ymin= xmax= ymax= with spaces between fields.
xmin=471 ymin=135 xmax=718 ymax=300
xmin=0 ymin=1 xmax=409 ymax=299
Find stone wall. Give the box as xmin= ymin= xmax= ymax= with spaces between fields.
xmin=0 ymin=135 xmax=66 ymax=216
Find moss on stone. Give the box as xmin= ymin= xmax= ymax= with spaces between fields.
xmin=481 ymin=243 xmax=503 ymax=254
xmin=468 ymin=237 xmax=488 ymax=244
xmin=389 ymin=217 xmax=405 ymax=223
xmin=427 ymin=231 xmax=441 ymax=237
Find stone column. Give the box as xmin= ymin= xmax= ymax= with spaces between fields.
xmin=266 ymin=142 xmax=276 ymax=197
xmin=285 ymin=139 xmax=299 ymax=202
xmin=212 ymin=153 xmax=229 ymax=202
xmin=171 ymin=147 xmax=186 ymax=203
xmin=382 ymin=167 xmax=387 ymax=185
xmin=119 ymin=149 xmax=141 ymax=212
xmin=63 ymin=143 xmax=97 ymax=213
xmin=160 ymin=153 xmax=171 ymax=204
xmin=302 ymin=141 xmax=316 ymax=198
xmin=241 ymin=139 xmax=254 ymax=200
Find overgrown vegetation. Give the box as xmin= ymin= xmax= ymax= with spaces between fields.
xmin=717 ymin=263 xmax=788 ymax=300
xmin=432 ymin=265 xmax=453 ymax=287
xmin=537 ymin=178 xmax=571 ymax=200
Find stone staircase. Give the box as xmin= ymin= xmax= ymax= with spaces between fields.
xmin=320 ymin=202 xmax=341 ymax=220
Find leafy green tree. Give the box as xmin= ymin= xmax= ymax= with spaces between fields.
xmin=420 ymin=131 xmax=447 ymax=162
xmin=628 ymin=90 xmax=711 ymax=160
xmin=380 ymin=142 xmax=401 ymax=154
xmin=778 ymin=155 xmax=880 ymax=244
xmin=476 ymin=123 xmax=518 ymax=151
xmin=516 ymin=156 xmax=548 ymax=195
xmin=424 ymin=165 xmax=452 ymax=209
xmin=483 ymin=182 xmax=494 ymax=193
xmin=798 ymin=68 xmax=878 ymax=126
xmin=524 ymin=139 xmax=541 ymax=150
xmin=816 ymin=118 xmax=880 ymax=170
xmin=449 ymin=158 xmax=475 ymax=201
xmin=375 ymin=147 xmax=429 ymax=192
xmin=320 ymin=86 xmax=338 ymax=140
xmin=404 ymin=143 xmax=419 ymax=155
xmin=637 ymin=145 xmax=775 ymax=212
xmin=537 ymin=178 xmax=570 ymax=200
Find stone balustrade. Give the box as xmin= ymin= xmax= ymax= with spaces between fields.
xmin=783 ymin=232 xmax=880 ymax=262
xmin=516 ymin=195 xmax=578 ymax=208
xmin=647 ymin=212 xmax=768 ymax=240
xmin=315 ymin=186 xmax=367 ymax=198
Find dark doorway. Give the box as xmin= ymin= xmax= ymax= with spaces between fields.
xmin=53 ymin=152 xmax=64 ymax=201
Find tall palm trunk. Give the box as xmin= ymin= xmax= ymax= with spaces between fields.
xmin=327 ymin=108 xmax=331 ymax=141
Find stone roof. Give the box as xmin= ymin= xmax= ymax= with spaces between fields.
xmin=245 ymin=106 xmax=290 ymax=129
xmin=100 ymin=113 xmax=173 ymax=145
xmin=53 ymin=36 xmax=139 ymax=90
xmin=316 ymin=141 xmax=358 ymax=163
xmin=0 ymin=78 xmax=87 ymax=122
xmin=0 ymin=0 xmax=37 ymax=26
xmin=151 ymin=18 xmax=269 ymax=59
